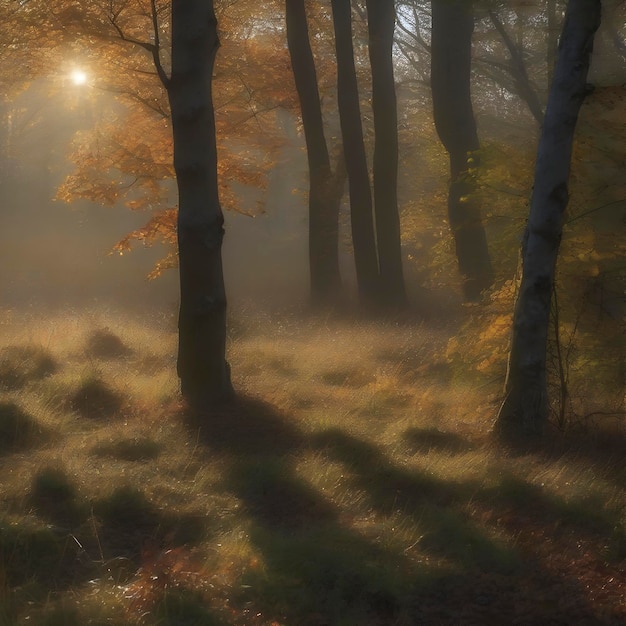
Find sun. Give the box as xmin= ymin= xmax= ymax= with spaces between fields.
xmin=70 ymin=69 xmax=88 ymax=86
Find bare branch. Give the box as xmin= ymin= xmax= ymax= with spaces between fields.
xmin=107 ymin=1 xmax=170 ymax=89
xmin=488 ymin=8 xmax=544 ymax=124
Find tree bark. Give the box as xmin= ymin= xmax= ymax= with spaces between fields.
xmin=286 ymin=0 xmax=342 ymax=306
xmin=366 ymin=0 xmax=406 ymax=309
xmin=168 ymin=0 xmax=233 ymax=406
xmin=431 ymin=0 xmax=494 ymax=301
xmin=496 ymin=0 xmax=601 ymax=442
xmin=331 ymin=0 xmax=380 ymax=307
xmin=546 ymin=0 xmax=559 ymax=86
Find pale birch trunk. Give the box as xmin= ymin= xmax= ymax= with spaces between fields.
xmin=168 ymin=0 xmax=233 ymax=406
xmin=496 ymin=0 xmax=601 ymax=441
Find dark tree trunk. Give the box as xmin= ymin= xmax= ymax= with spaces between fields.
xmin=431 ymin=0 xmax=494 ymax=301
xmin=366 ymin=0 xmax=406 ymax=309
xmin=331 ymin=0 xmax=380 ymax=307
xmin=496 ymin=0 xmax=601 ymax=442
xmin=286 ymin=0 xmax=342 ymax=306
xmin=167 ymin=0 xmax=233 ymax=406
xmin=547 ymin=0 xmax=559 ymax=86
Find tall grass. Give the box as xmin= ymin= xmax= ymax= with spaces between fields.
xmin=0 ymin=308 xmax=623 ymax=625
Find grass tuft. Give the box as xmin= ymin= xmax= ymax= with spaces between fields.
xmin=0 ymin=402 xmax=50 ymax=452
xmin=0 ymin=345 xmax=57 ymax=390
xmin=69 ymin=377 xmax=125 ymax=419
xmin=0 ymin=310 xmax=623 ymax=625
xmin=86 ymin=329 xmax=134 ymax=360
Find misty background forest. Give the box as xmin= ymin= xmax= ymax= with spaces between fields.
xmin=0 ymin=1 xmax=624 ymax=624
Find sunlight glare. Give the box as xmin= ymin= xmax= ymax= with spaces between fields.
xmin=70 ymin=69 xmax=87 ymax=86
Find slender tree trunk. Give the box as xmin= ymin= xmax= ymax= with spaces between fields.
xmin=496 ymin=0 xmax=601 ymax=442
xmin=431 ymin=0 xmax=494 ymax=301
xmin=547 ymin=0 xmax=559 ymax=86
xmin=286 ymin=0 xmax=342 ymax=306
xmin=366 ymin=0 xmax=406 ymax=309
xmin=168 ymin=0 xmax=233 ymax=406
xmin=331 ymin=0 xmax=380 ymax=307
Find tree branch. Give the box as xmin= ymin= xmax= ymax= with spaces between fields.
xmin=488 ymin=8 xmax=544 ymax=125
xmin=107 ymin=1 xmax=170 ymax=89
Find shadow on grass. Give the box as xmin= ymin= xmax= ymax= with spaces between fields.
xmin=6 ymin=472 xmax=211 ymax=606
xmin=153 ymin=588 xmax=225 ymax=626
xmin=402 ymin=426 xmax=475 ymax=454
xmin=92 ymin=485 xmax=208 ymax=564
xmin=311 ymin=428 xmax=517 ymax=573
xmin=320 ymin=366 xmax=375 ymax=388
xmin=29 ymin=465 xmax=87 ymax=530
xmin=91 ymin=436 xmax=163 ymax=462
xmin=0 ymin=402 xmax=51 ymax=454
xmin=542 ymin=427 xmax=626 ymax=490
xmin=182 ymin=395 xmax=306 ymax=458
xmin=0 ymin=514 xmax=88 ymax=592
xmin=181 ymin=397 xmax=621 ymax=624
xmin=0 ymin=345 xmax=57 ymax=390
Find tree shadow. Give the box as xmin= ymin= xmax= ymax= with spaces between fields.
xmin=91 ymin=485 xmax=208 ymax=565
xmin=310 ymin=428 xmax=516 ymax=573
xmin=90 ymin=436 xmax=163 ymax=462
xmin=181 ymin=395 xmax=306 ymax=458
xmin=541 ymin=427 xmax=626 ymax=490
xmin=0 ymin=515 xmax=84 ymax=590
xmin=178 ymin=392 xmax=624 ymax=623
xmin=187 ymin=394 xmax=620 ymax=624
xmin=402 ymin=426 xmax=475 ymax=454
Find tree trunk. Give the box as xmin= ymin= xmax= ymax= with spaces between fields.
xmin=496 ymin=0 xmax=601 ymax=442
xmin=286 ymin=0 xmax=342 ymax=306
xmin=431 ymin=0 xmax=494 ymax=301
xmin=546 ymin=0 xmax=559 ymax=86
xmin=366 ymin=0 xmax=406 ymax=309
xmin=168 ymin=0 xmax=233 ymax=406
xmin=331 ymin=0 xmax=380 ymax=307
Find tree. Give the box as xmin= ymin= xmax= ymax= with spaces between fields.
xmin=366 ymin=0 xmax=406 ymax=308
xmin=92 ymin=0 xmax=234 ymax=404
xmin=430 ymin=0 xmax=494 ymax=301
xmin=495 ymin=0 xmax=602 ymax=441
xmin=331 ymin=0 xmax=380 ymax=307
xmin=286 ymin=0 xmax=345 ymax=306
xmin=166 ymin=0 xmax=233 ymax=405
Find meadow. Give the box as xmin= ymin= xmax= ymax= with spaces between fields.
xmin=0 ymin=306 xmax=624 ymax=625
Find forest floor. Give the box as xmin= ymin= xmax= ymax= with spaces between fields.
xmin=0 ymin=305 xmax=624 ymax=625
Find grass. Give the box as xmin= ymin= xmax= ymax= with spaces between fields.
xmin=0 ymin=307 xmax=624 ymax=625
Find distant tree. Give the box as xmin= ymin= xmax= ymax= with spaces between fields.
xmin=331 ymin=0 xmax=380 ymax=307
xmin=286 ymin=0 xmax=345 ymax=306
xmin=431 ymin=0 xmax=494 ymax=301
xmin=366 ymin=0 xmax=406 ymax=308
xmin=495 ymin=0 xmax=602 ymax=441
